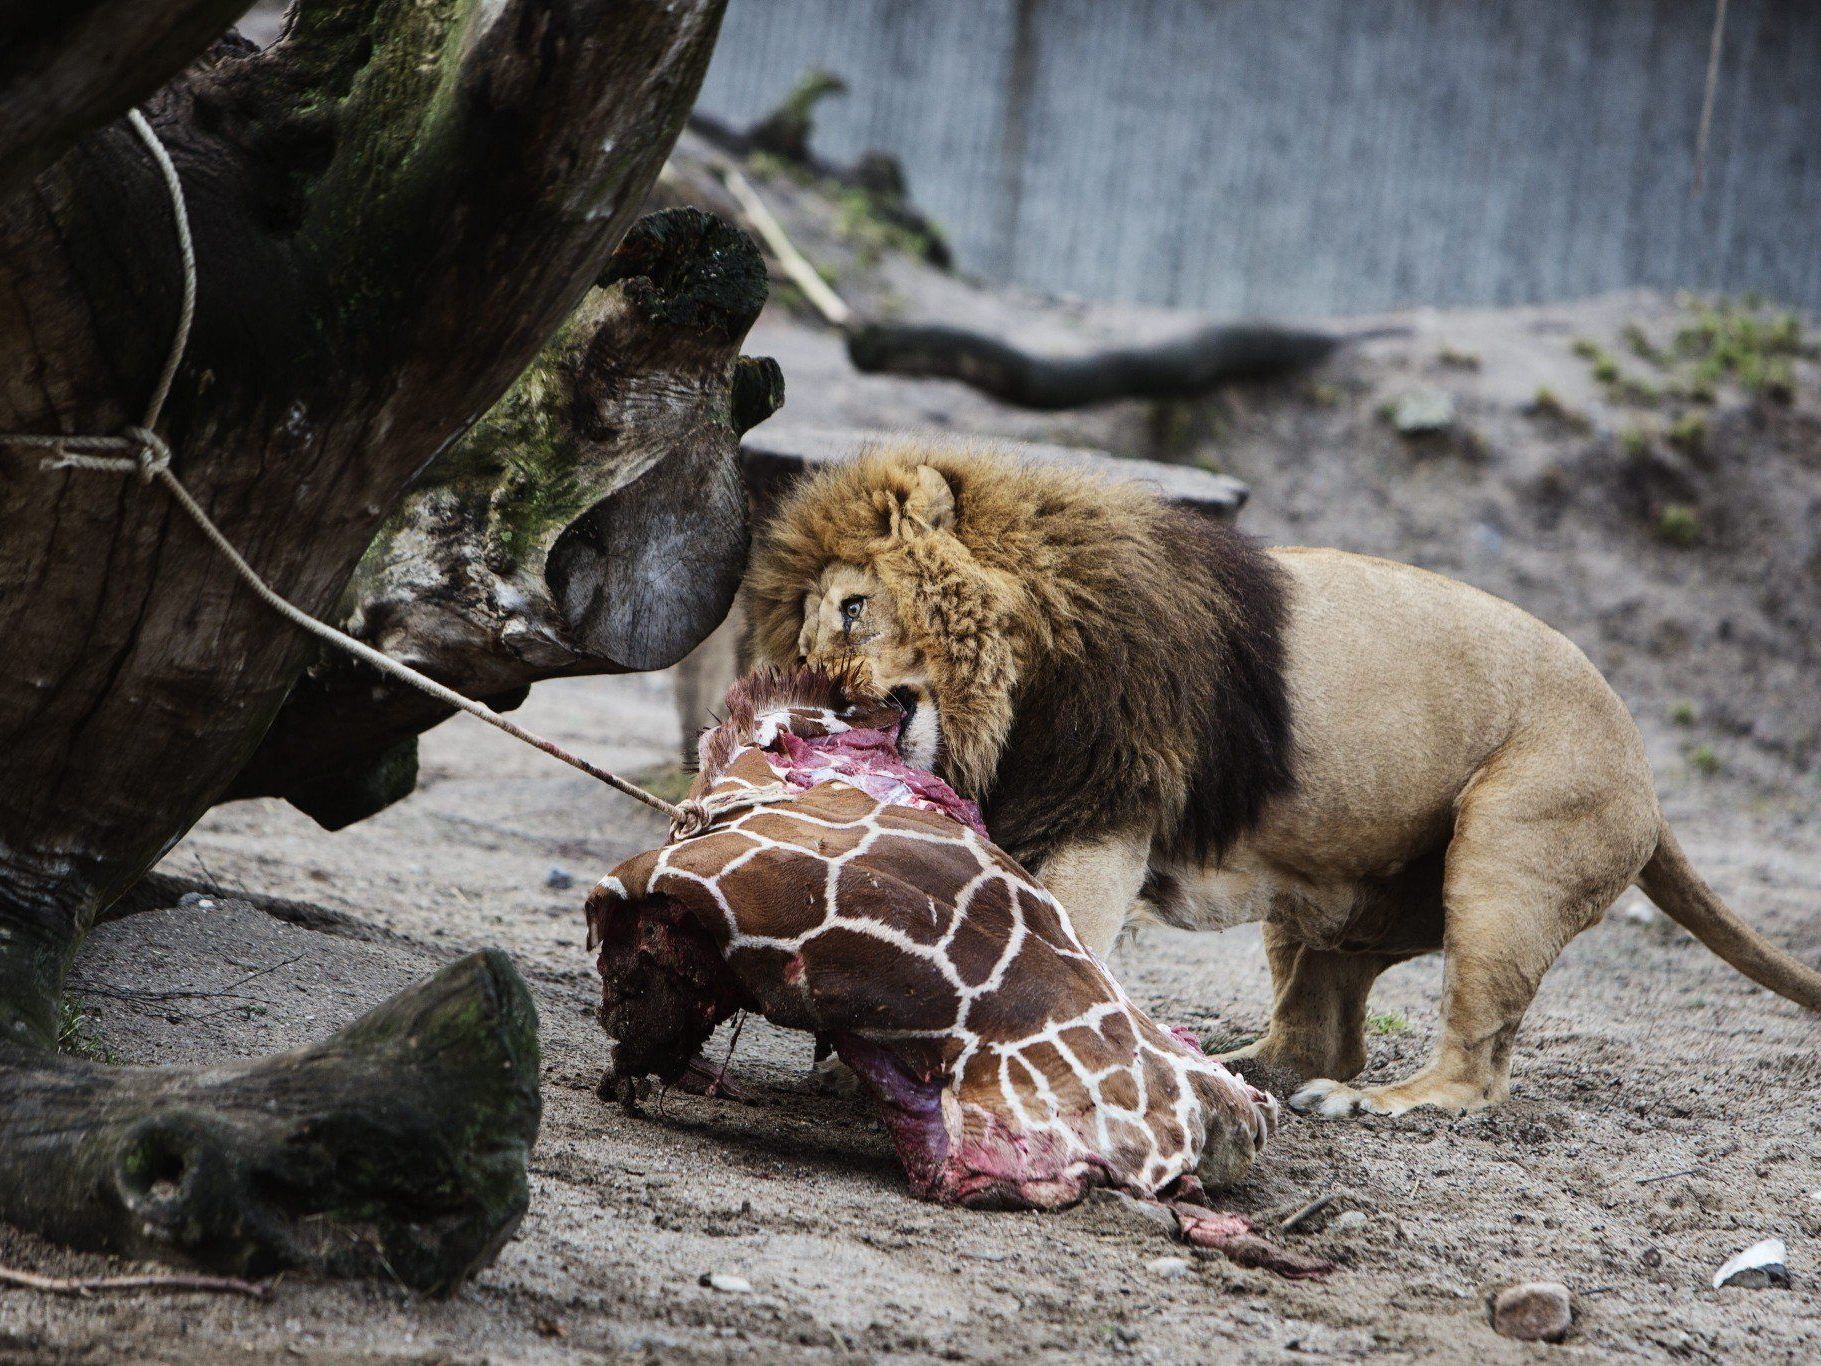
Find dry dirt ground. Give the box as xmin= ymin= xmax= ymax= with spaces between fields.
xmin=7 ymin=135 xmax=1821 ymax=1360
xmin=5 ymin=668 xmax=1818 ymax=1363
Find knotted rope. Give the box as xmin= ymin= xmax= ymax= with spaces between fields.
xmin=0 ymin=109 xmax=686 ymax=826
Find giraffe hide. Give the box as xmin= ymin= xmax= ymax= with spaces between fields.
xmin=586 ymin=666 xmax=1330 ymax=1278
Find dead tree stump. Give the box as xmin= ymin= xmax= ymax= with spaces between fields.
xmin=0 ymin=0 xmax=736 ymax=1288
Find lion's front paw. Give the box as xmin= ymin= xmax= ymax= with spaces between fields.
xmin=1287 ymin=1078 xmax=1397 ymax=1119
xmin=1289 ymin=1075 xmax=1484 ymax=1119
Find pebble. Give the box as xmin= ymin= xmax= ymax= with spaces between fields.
xmin=701 ymin=1272 xmax=753 ymax=1294
xmin=1490 ymin=1281 xmax=1573 ymax=1342
xmin=1391 ymin=388 xmax=1455 ymax=434
xmin=1146 ymin=1255 xmax=1192 ymax=1279
xmin=1329 ymin=1210 xmax=1368 ymax=1233
xmin=545 ymin=866 xmax=575 ymax=890
xmin=1712 ymin=1238 xmax=1790 ymax=1290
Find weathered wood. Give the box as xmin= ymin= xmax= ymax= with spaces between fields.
xmin=0 ymin=0 xmax=251 ymax=195
xmin=231 ymin=208 xmax=779 ymax=820
xmin=0 ymin=0 xmax=728 ymax=1285
xmin=845 ymin=318 xmax=1341 ymax=410
xmin=0 ymin=950 xmax=540 ymax=1293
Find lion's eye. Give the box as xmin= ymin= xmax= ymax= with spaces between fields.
xmin=840 ymin=595 xmax=866 ymax=624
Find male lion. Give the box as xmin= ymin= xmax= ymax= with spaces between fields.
xmin=745 ymin=442 xmax=1821 ymax=1118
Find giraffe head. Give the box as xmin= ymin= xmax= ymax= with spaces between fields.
xmin=589 ymin=666 xmax=1276 ymax=1208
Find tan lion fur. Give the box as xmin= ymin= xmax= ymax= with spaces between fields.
xmin=746 ymin=440 xmax=1821 ymax=1119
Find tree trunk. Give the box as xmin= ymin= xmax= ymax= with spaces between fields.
xmin=228 ymin=207 xmax=782 ymax=827
xmin=0 ymin=0 xmax=728 ymax=1288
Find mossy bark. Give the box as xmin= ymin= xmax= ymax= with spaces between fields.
xmin=230 ymin=207 xmax=781 ymax=821
xmin=0 ymin=950 xmax=540 ymax=1293
xmin=0 ymin=0 xmax=727 ymax=1287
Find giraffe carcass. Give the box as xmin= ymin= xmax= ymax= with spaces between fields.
xmin=586 ymin=666 xmax=1327 ymax=1276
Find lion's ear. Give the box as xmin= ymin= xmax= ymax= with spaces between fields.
xmin=901 ymin=464 xmax=956 ymax=534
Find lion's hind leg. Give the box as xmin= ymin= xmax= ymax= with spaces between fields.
xmin=1289 ymin=767 xmax=1654 ymax=1120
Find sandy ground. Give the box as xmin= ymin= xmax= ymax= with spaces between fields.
xmin=7 ymin=124 xmax=1821 ymax=1362
xmin=2 ymin=659 xmax=1816 ymax=1362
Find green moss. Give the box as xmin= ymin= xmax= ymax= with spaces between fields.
xmin=1613 ymin=374 xmax=1660 ymax=406
xmin=1619 ymin=424 xmax=1653 ymax=459
xmin=1667 ymin=412 xmax=1707 ymax=455
xmin=1656 ymin=503 xmax=1700 ymax=547
xmin=1673 ymin=297 xmax=1811 ymax=402
xmin=1366 ymin=1011 xmax=1408 ymax=1037
xmin=56 ymin=1001 xmax=113 ymax=1063
xmin=831 ymin=184 xmax=949 ymax=266
xmin=1623 ymin=323 xmax=1666 ymax=366
xmin=1437 ymin=343 xmax=1481 ymax=371
xmin=746 ymin=150 xmax=813 ymax=187
xmin=1670 ymin=700 xmax=1698 ymax=726
xmin=1686 ymin=743 xmax=1720 ymax=777
xmin=1530 ymin=386 xmax=1592 ymax=433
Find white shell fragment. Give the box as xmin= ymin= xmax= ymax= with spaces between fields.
xmin=702 ymin=1272 xmax=754 ymax=1294
xmin=1712 ymin=1238 xmax=1790 ymax=1290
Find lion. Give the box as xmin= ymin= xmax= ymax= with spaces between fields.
xmin=743 ymin=441 xmax=1821 ymax=1118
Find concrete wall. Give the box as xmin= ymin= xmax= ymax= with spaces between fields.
xmin=697 ymin=0 xmax=1821 ymax=317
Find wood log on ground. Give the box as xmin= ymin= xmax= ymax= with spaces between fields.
xmin=0 ymin=0 xmax=728 ymax=1289
xmin=844 ymin=318 xmax=1345 ymax=409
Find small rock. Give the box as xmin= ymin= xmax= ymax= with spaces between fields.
xmin=1490 ymin=1281 xmax=1573 ymax=1342
xmin=1146 ymin=1255 xmax=1192 ymax=1279
xmin=1329 ymin=1210 xmax=1368 ymax=1233
xmin=1712 ymin=1238 xmax=1789 ymax=1290
xmin=177 ymin=891 xmax=217 ymax=910
xmin=1391 ymin=388 xmax=1456 ymax=435
xmin=701 ymin=1272 xmax=753 ymax=1294
xmin=545 ymin=866 xmax=575 ymax=891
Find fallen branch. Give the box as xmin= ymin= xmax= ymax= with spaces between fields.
xmin=715 ymin=162 xmax=851 ymax=326
xmin=706 ymin=157 xmax=1347 ymax=410
xmin=1278 ymin=1191 xmax=1336 ymax=1232
xmin=0 ymin=1265 xmax=270 ymax=1299
xmin=844 ymin=318 xmax=1345 ymax=409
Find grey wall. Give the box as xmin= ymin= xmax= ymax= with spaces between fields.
xmin=697 ymin=0 xmax=1821 ymax=317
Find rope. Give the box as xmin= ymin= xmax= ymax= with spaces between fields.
xmin=0 ymin=109 xmax=685 ymax=826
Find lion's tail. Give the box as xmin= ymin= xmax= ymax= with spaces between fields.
xmin=1638 ymin=824 xmax=1821 ymax=1011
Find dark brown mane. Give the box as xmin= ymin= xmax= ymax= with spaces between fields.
xmin=989 ymin=507 xmax=1294 ymax=871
